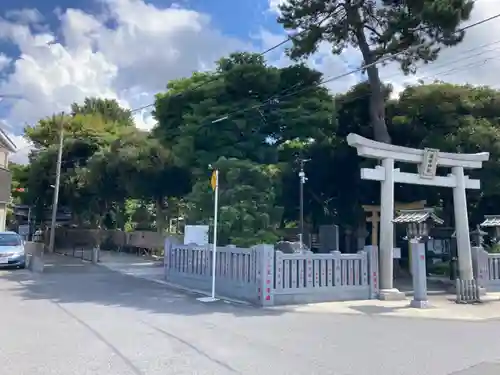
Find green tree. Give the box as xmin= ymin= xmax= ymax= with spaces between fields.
xmin=277 ymin=0 xmax=474 ymax=142
xmin=387 ymin=82 xmax=500 ymax=223
xmin=153 ymin=52 xmax=336 ymax=243
xmin=187 ymin=157 xmax=284 ymax=246
xmin=71 ymin=97 xmax=134 ymax=127
xmin=103 ymin=132 xmax=192 ymax=233
xmin=23 ymin=99 xmax=136 ymax=225
xmin=10 ymin=162 xmax=30 ymax=204
xmin=153 ymin=52 xmax=335 ymax=173
xmin=73 ymin=147 xmax=129 ymax=230
xmin=25 ymin=112 xmax=127 ymax=150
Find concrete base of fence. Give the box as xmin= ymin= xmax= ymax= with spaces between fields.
xmin=409 ymin=299 xmax=429 ymax=309
xmin=91 ymin=247 xmax=100 ymax=264
xmin=25 ymin=242 xmax=45 ymax=273
xmin=273 ymin=288 xmax=370 ymax=306
xmin=27 ymin=254 xmax=44 ymax=272
xmin=378 ymin=288 xmax=406 ymax=301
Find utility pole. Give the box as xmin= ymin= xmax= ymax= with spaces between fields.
xmin=298 ymin=158 xmax=309 ymax=250
xmin=27 ymin=206 xmax=32 ymax=241
xmin=48 ymin=113 xmax=64 ymax=253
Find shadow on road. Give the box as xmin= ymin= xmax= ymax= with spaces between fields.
xmin=0 ymin=254 xmax=287 ymax=319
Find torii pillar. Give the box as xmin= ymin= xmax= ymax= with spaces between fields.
xmin=348 ymin=134 xmax=489 ymax=301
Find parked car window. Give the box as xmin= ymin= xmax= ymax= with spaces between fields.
xmin=0 ymin=234 xmax=21 ymax=246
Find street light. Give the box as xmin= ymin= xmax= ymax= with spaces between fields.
xmin=297 ymin=158 xmax=310 ymax=250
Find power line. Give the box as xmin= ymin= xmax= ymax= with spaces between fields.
xmin=129 ymin=12 xmax=500 ymax=125
xmin=22 ymin=11 xmax=500 ymax=157
xmin=335 ymin=46 xmax=500 ymax=107
xmin=199 ymin=12 xmax=500 ymax=125
xmin=130 ymin=13 xmax=336 ymax=114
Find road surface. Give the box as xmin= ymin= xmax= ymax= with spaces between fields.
xmin=1 ymin=255 xmax=499 ymax=375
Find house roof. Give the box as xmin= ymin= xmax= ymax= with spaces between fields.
xmin=0 ymin=125 xmax=17 ymax=153
xmin=480 ymin=215 xmax=500 ymax=228
xmin=393 ymin=209 xmax=444 ymax=225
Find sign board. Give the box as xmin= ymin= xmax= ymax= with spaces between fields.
xmin=419 ymin=148 xmax=439 ymax=179
xmin=210 ymin=170 xmax=217 ymax=191
xmin=184 ymin=225 xmax=209 ymax=246
xmin=318 ymin=225 xmax=339 ymax=253
xmin=18 ymin=224 xmax=30 ymax=236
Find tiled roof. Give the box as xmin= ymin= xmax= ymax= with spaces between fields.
xmin=480 ymin=215 xmax=500 ymax=227
xmin=393 ymin=209 xmax=444 ymax=224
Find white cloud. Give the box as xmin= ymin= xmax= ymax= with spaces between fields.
xmin=268 ymin=0 xmax=285 ymax=15
xmin=0 ymin=53 xmax=11 ymax=71
xmin=2 ymin=0 xmax=497 ymax=167
xmin=383 ymin=0 xmax=500 ymax=91
xmin=0 ymin=0 xmax=249 ymax=140
xmin=256 ymin=27 xmax=362 ymax=94
xmin=9 ymin=134 xmax=32 ymax=164
xmin=266 ymin=0 xmax=500 ymax=97
xmin=4 ymin=8 xmax=44 ymax=24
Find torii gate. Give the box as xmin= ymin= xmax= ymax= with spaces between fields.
xmin=347 ymin=134 xmax=489 ymax=300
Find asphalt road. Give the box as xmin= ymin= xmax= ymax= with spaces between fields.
xmin=1 ymin=255 xmax=500 ymax=375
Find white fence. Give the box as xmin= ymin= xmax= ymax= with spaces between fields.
xmin=486 ymin=253 xmax=500 ymax=290
xmin=165 ymin=243 xmax=265 ymax=304
xmin=472 ymin=247 xmax=500 ymax=291
xmin=164 ymin=239 xmax=379 ymax=306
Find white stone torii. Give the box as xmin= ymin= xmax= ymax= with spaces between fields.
xmin=347 ymin=133 xmax=489 ymax=300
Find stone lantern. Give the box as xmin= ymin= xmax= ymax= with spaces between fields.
xmin=470 ymin=224 xmax=487 ymax=247
xmin=394 ymin=208 xmax=444 ymax=241
xmin=393 ymin=208 xmax=444 ymax=309
xmin=393 ymin=208 xmax=444 ymax=274
xmin=479 ymin=215 xmax=500 ymax=244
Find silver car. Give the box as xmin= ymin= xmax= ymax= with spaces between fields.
xmin=0 ymin=231 xmax=26 ymax=269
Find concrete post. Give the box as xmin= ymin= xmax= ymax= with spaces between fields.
xmin=365 ymin=245 xmax=379 ymax=299
xmin=164 ymin=237 xmax=170 ymax=280
xmin=257 ymin=244 xmax=275 ymax=306
xmin=379 ymin=158 xmax=405 ymax=300
xmin=26 ymin=242 xmax=44 ymax=273
xmin=452 ymin=166 xmax=473 ymax=280
xmin=471 ymin=246 xmax=487 ymax=294
xmin=409 ymin=239 xmax=428 ymax=308
xmin=91 ymin=246 xmax=100 ymax=264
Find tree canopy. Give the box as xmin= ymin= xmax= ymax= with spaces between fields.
xmin=277 ymin=0 xmax=474 ymax=142
xmin=153 ymin=52 xmax=336 ymax=173
xmin=13 ymin=47 xmax=500 ymax=249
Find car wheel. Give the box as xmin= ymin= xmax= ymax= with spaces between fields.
xmin=18 ymin=264 xmax=26 ymax=269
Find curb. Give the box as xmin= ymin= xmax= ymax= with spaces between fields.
xmin=97 ymin=262 xmax=251 ymax=306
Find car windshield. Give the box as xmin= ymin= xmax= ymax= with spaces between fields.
xmin=0 ymin=234 xmax=21 ymax=248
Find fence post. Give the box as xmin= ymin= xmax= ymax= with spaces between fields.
xmin=274 ymin=250 xmax=284 ymax=290
xmin=365 ymin=245 xmax=379 ymax=299
xmin=256 ymin=244 xmax=275 ymax=306
xmin=409 ymin=240 xmax=428 ymax=308
xmin=163 ymin=236 xmax=175 ymax=281
xmin=471 ymin=246 xmax=488 ymax=294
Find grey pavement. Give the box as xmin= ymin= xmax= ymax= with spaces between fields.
xmin=1 ymin=254 xmax=500 ymax=375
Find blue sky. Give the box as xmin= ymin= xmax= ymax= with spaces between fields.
xmin=0 ymin=0 xmax=361 ymax=162
xmin=0 ymin=0 xmax=495 ymax=163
